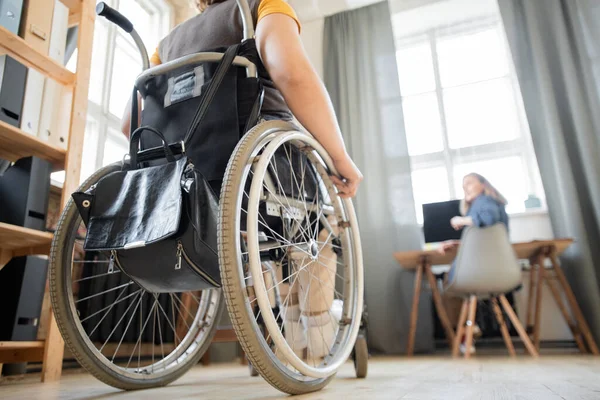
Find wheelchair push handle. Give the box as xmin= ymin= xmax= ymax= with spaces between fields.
xmin=236 ymin=0 xmax=255 ymax=40
xmin=96 ymin=2 xmax=132 ymax=33
xmin=96 ymin=2 xmax=150 ymax=70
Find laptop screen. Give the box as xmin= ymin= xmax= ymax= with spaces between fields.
xmin=422 ymin=200 xmax=463 ymax=244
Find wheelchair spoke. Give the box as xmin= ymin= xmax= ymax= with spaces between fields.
xmin=74 ymin=269 xmax=121 ymax=283
xmin=125 ymin=300 xmax=158 ymax=370
xmin=79 ymin=289 xmax=143 ymax=323
xmin=111 ymin=292 xmax=145 ymax=362
xmin=170 ymin=294 xmax=194 ymax=332
xmin=153 ymin=294 xmax=184 ymax=345
xmin=99 ymin=290 xmax=143 ymax=353
xmin=73 ymin=260 xmax=111 ymax=264
xmin=248 ymin=256 xmax=313 ymax=305
xmin=156 ymin=302 xmax=166 ymax=370
xmin=87 ymin=285 xmax=131 ymax=337
xmin=283 ymin=145 xmax=311 ymax=236
xmin=76 ymin=281 xmax=134 ymax=304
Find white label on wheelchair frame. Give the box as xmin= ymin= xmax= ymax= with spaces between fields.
xmin=164 ymin=66 xmax=205 ymax=107
xmin=282 ymin=205 xmax=305 ymax=221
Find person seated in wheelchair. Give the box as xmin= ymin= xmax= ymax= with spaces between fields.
xmin=120 ymin=0 xmax=362 ymax=362
xmin=121 ymin=0 xmax=361 ymax=198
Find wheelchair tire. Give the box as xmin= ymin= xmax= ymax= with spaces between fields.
xmin=50 ymin=163 xmax=224 ymax=391
xmin=353 ymin=335 xmax=368 ymax=379
xmin=219 ymin=121 xmax=364 ymax=395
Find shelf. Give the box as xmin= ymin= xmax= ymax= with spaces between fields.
xmin=0 ymin=341 xmax=45 ymax=349
xmin=0 ymin=26 xmax=75 ymax=86
xmin=0 ymin=120 xmax=66 ymax=170
xmin=0 ymin=223 xmax=53 ymax=264
xmin=0 ymin=341 xmax=46 ymax=364
xmin=59 ymin=0 xmax=82 ymax=11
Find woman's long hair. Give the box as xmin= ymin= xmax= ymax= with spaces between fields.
xmin=460 ymin=173 xmax=508 ymax=215
xmin=193 ymin=0 xmax=227 ymax=12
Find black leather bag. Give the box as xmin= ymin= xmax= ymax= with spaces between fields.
xmin=72 ymin=127 xmax=221 ymax=293
xmin=70 ymin=43 xmax=262 ymax=293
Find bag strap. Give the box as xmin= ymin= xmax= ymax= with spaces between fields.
xmin=184 ymin=44 xmax=241 ymax=144
xmin=244 ymin=83 xmax=264 ymax=134
xmin=130 ymin=126 xmax=176 ymax=168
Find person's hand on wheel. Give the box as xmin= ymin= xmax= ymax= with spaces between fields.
xmin=331 ymin=155 xmax=363 ymax=198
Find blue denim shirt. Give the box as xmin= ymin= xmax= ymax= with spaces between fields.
xmin=466 ymin=195 xmax=509 ymax=231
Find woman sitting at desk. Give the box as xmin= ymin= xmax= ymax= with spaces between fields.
xmin=441 ymin=173 xmax=510 ymax=354
xmin=449 ymin=172 xmax=508 ymax=232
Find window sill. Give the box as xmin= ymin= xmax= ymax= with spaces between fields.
xmin=508 ymin=208 xmax=549 ymax=218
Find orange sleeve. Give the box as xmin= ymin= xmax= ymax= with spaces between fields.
xmin=150 ymin=47 xmax=161 ymax=65
xmin=257 ymin=0 xmax=301 ymax=33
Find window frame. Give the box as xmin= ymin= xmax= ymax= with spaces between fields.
xmin=82 ymin=0 xmax=173 ymax=180
xmin=394 ymin=16 xmax=545 ymax=218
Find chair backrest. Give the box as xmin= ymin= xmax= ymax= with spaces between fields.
xmin=445 ymin=223 xmax=521 ymax=296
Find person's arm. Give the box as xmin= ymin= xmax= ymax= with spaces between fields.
xmin=451 ymin=216 xmax=473 ymax=230
xmin=255 ymin=14 xmax=363 ymax=198
xmin=120 ymin=93 xmax=142 ymax=139
xmin=471 ymin=201 xmax=501 ymax=227
xmin=120 ymin=59 xmax=159 ymax=138
xmin=451 ymin=197 xmax=501 ymax=230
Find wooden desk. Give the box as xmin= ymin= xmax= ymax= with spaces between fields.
xmin=395 ymin=238 xmax=599 ymax=356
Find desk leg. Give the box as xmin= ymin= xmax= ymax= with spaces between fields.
xmin=526 ymin=264 xmax=536 ymax=334
xmin=425 ymin=266 xmax=455 ymax=347
xmin=406 ymin=263 xmax=424 ymax=356
xmin=544 ymin=268 xmax=587 ymax=353
xmin=550 ymin=252 xmax=599 ymax=355
xmin=533 ymin=258 xmax=545 ymax=350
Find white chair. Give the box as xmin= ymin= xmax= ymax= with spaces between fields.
xmin=445 ymin=223 xmax=538 ymax=358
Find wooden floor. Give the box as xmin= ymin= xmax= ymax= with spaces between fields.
xmin=1 ymin=355 xmax=600 ymax=399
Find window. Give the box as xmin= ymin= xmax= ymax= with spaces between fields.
xmin=55 ymin=0 xmax=172 ymax=185
xmin=393 ymin=10 xmax=545 ymax=224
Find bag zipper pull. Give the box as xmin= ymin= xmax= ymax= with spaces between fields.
xmin=108 ymin=251 xmax=116 ymax=273
xmin=175 ymin=242 xmax=183 ymax=270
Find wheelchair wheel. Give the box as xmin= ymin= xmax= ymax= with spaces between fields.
xmin=219 ymin=121 xmax=364 ymax=394
xmin=353 ymin=335 xmax=368 ymax=379
xmin=49 ymin=163 xmax=224 ymax=390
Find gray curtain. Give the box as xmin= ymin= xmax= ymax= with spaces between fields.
xmin=498 ymin=0 xmax=600 ymax=342
xmin=324 ymin=2 xmax=433 ymax=354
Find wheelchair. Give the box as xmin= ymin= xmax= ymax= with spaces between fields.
xmin=49 ymin=0 xmax=363 ymax=395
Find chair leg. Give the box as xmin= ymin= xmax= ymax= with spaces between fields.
xmin=452 ymin=299 xmax=469 ymax=358
xmin=499 ymin=294 xmax=539 ymax=357
xmin=463 ymin=295 xmax=478 ymax=359
xmin=492 ymin=297 xmax=516 ymax=357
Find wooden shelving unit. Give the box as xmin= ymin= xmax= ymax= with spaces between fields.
xmin=0 ymin=26 xmax=75 ymax=86
xmin=0 ymin=223 xmax=53 ymax=267
xmin=0 ymin=120 xmax=66 ymax=170
xmin=0 ymin=0 xmax=96 ymax=383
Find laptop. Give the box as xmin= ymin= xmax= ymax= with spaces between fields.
xmin=422 ymin=200 xmax=463 ymax=247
